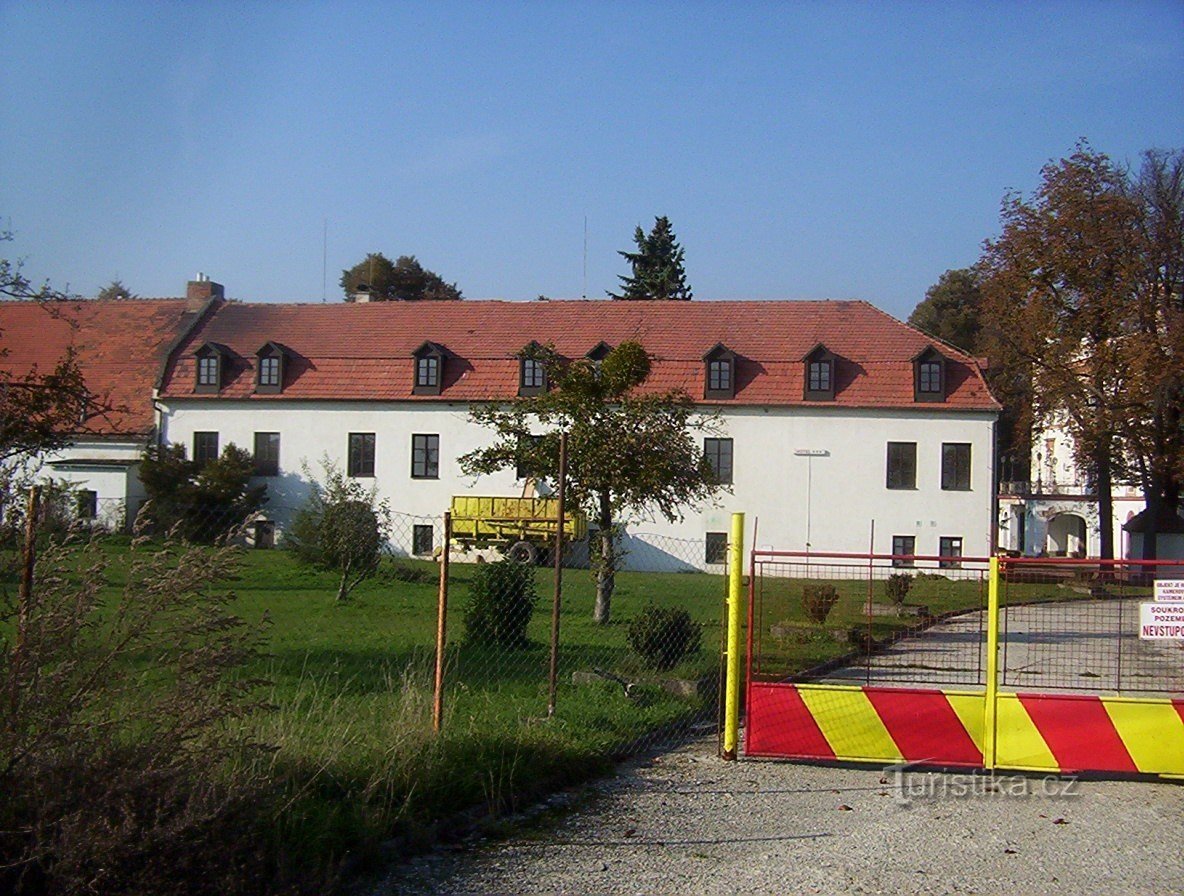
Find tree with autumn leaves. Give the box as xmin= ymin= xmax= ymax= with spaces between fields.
xmin=978 ymin=144 xmax=1183 ymax=558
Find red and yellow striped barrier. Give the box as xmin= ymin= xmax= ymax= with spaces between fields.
xmin=746 ymin=683 xmax=1184 ymax=777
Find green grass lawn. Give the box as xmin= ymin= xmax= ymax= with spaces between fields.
xmin=15 ymin=540 xmax=1109 ymax=879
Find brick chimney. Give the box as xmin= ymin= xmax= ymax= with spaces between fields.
xmin=186 ymin=272 xmax=224 ymax=310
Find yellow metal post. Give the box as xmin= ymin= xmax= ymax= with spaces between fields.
xmin=983 ymin=556 xmax=1001 ymax=769
xmin=722 ymin=512 xmax=745 ymax=760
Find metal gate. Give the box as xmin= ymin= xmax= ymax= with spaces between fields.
xmin=744 ymin=551 xmax=1184 ymax=778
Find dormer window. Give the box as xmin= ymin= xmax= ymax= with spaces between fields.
xmin=412 ymin=342 xmax=447 ymax=396
xmin=519 ymin=342 xmax=549 ymax=396
xmin=703 ymin=344 xmax=736 ymax=400
xmin=913 ymin=346 xmax=946 ymax=402
xmin=586 ymin=341 xmax=612 ymax=377
xmin=194 ymin=343 xmax=230 ymax=393
xmin=803 ymin=344 xmax=837 ymax=401
xmin=255 ymin=342 xmax=289 ymax=394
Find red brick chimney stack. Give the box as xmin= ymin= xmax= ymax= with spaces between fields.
xmin=186 ymin=273 xmax=224 ymax=310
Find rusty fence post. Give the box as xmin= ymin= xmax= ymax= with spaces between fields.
xmin=433 ymin=511 xmax=451 ymax=733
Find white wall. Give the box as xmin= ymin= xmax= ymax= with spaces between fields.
xmin=160 ymin=399 xmax=997 ymax=569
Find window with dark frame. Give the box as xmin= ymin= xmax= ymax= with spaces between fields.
xmin=411 ymin=433 xmax=439 ymax=479
xmin=413 ymin=524 xmax=434 ymax=556
xmin=348 ymin=432 xmax=375 ymax=478
xmin=941 ymin=443 xmax=972 ymax=491
xmin=708 ymin=359 xmax=732 ymax=393
xmin=939 ymin=536 xmax=963 ymax=568
xmin=194 ymin=431 xmax=219 ymax=467
xmin=808 ymin=360 xmax=832 ymax=392
xmin=258 ymin=355 xmax=281 ymax=388
xmin=891 ymin=535 xmax=915 ymax=568
xmin=704 ymin=437 xmax=734 ymax=485
xmin=197 ymin=355 xmax=220 ymax=388
xmin=416 ymin=355 xmax=439 ymax=389
xmin=886 ymin=442 xmax=917 ymax=489
xmin=520 ymin=357 xmax=546 ymax=393
xmin=253 ymin=432 xmax=280 ymax=476
xmin=705 ymin=531 xmax=728 ymax=564
xmin=919 ymin=361 xmax=942 ymax=394
xmin=77 ymin=490 xmax=97 ymax=520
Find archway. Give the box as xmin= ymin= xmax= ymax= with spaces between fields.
xmin=1047 ymin=513 xmax=1087 ymax=557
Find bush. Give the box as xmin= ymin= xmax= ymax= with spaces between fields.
xmin=463 ymin=560 xmax=538 ymax=648
xmin=801 ymin=583 xmax=840 ymax=624
xmin=885 ymin=573 xmax=913 ymax=605
xmin=627 ymin=605 xmax=702 ymax=671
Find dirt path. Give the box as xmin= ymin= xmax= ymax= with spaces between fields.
xmin=375 ymin=737 xmax=1184 ymax=896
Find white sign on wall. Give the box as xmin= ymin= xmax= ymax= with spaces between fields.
xmin=1154 ymin=580 xmax=1184 ymax=602
xmin=1139 ymin=602 xmax=1184 ymax=640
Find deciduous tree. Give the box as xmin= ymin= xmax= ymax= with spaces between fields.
xmin=460 ymin=342 xmax=725 ymax=624
xmin=609 ymin=216 xmax=693 ymax=301
xmin=340 ymin=252 xmax=462 ymax=302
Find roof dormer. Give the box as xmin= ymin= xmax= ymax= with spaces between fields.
xmin=703 ymin=343 xmax=736 ymax=400
xmin=412 ymin=341 xmax=448 ymax=396
xmin=255 ymin=342 xmax=290 ymax=394
xmin=193 ymin=342 xmax=232 ymax=394
xmin=802 ymin=344 xmax=837 ymax=401
xmin=518 ymin=341 xmax=549 ymax=396
xmin=913 ymin=346 xmax=947 ymax=403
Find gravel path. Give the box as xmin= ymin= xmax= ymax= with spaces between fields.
xmin=375 ymin=737 xmax=1184 ymax=896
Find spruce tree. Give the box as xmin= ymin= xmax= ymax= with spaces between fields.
xmin=608 ymin=216 xmax=692 ymax=300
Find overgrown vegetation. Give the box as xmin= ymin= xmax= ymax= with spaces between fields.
xmin=801 ymin=583 xmax=840 ymax=623
xmin=463 ymin=559 xmax=538 ymax=648
xmin=627 ymin=605 xmax=702 ymax=670
xmin=885 ymin=573 xmax=913 ymax=605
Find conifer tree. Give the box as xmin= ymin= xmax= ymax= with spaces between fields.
xmin=609 ymin=216 xmax=693 ymax=300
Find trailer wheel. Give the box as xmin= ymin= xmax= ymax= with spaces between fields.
xmin=507 ymin=541 xmax=537 ymax=565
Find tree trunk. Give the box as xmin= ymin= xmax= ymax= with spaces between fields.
xmin=1094 ymin=447 xmax=1114 ymax=560
xmin=593 ymin=494 xmax=614 ymax=625
xmin=336 ymin=562 xmax=351 ymax=602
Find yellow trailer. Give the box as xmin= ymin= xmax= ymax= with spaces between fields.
xmin=449 ymin=495 xmax=588 ymax=564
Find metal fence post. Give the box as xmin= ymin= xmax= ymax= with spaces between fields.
xmin=433 ymin=511 xmax=451 ymax=733
xmin=983 ymin=555 xmax=1001 ymax=769
xmin=722 ymin=512 xmax=745 ymax=760
xmin=547 ymin=433 xmax=568 ymax=718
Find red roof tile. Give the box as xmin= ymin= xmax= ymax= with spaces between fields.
xmin=0 ymin=299 xmax=195 ymax=436
xmin=159 ymin=299 xmax=999 ymax=411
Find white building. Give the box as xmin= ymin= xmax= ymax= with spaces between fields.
xmin=153 ymin=295 xmax=1001 ymax=569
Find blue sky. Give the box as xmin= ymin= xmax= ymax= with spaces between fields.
xmin=1 ymin=1 xmax=1181 ymax=320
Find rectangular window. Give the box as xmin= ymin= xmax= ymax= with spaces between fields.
xmin=516 ymin=434 xmax=543 ymax=480
xmin=197 ymin=355 xmax=219 ymax=387
xmin=704 ymin=437 xmax=734 ymax=485
xmin=919 ymin=361 xmax=942 ymax=393
xmin=808 ymin=360 xmax=831 ymax=392
xmin=194 ymin=431 xmax=219 ymax=466
xmin=411 ymin=433 xmax=439 ymax=479
xmin=886 ymin=442 xmax=916 ymax=489
xmin=708 ymin=359 xmax=732 ymax=393
xmin=259 ymin=355 xmax=281 ymax=388
xmin=939 ymin=536 xmax=963 ymax=569
xmin=417 ymin=355 xmax=439 ymax=388
xmin=77 ymin=489 xmax=97 ymax=520
xmin=521 ymin=358 xmax=545 ymax=390
xmin=705 ymin=531 xmax=728 ymax=564
xmin=253 ymin=432 xmax=280 ymax=476
xmin=348 ymin=432 xmax=375 ymax=478
xmin=891 ymin=535 xmax=915 ymax=568
xmin=413 ymin=524 xmax=434 ymax=556
xmin=941 ymin=443 xmax=972 ymax=491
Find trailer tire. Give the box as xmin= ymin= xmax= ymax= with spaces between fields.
xmin=507 ymin=541 xmax=537 ymax=565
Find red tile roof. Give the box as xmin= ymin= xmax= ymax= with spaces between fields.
xmin=0 ymin=299 xmax=196 ymax=436
xmin=159 ymin=299 xmax=999 ymax=411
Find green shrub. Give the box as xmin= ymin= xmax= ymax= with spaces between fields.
xmin=885 ymin=573 xmax=913 ymax=605
xmin=627 ymin=605 xmax=702 ymax=671
xmin=463 ymin=560 xmax=538 ymax=648
xmin=801 ymin=583 xmax=840 ymax=624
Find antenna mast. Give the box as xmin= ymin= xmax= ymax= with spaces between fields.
xmin=582 ymin=214 xmax=588 ymax=299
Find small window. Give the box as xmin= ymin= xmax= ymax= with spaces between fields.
xmin=913 ymin=347 xmax=946 ymax=402
xmin=516 ymin=434 xmax=543 ymax=480
xmin=941 ymin=443 xmax=971 ymax=491
xmin=253 ymin=432 xmax=280 ymax=477
xmin=809 ymin=360 xmax=831 ymax=392
xmin=413 ymin=524 xmax=434 ymax=556
xmin=413 ymin=342 xmax=447 ymax=395
xmin=704 ymin=437 xmax=734 ymax=485
xmin=258 ymin=355 xmax=281 ymax=388
xmin=417 ymin=356 xmax=439 ymax=388
xmin=254 ymin=343 xmax=288 ymax=394
xmin=803 ymin=345 xmax=837 ymax=401
xmin=705 ymin=531 xmax=728 ymax=564
xmin=197 ymin=355 xmax=220 ymax=389
xmin=194 ymin=431 xmax=219 ymax=467
xmin=919 ymin=362 xmax=941 ymax=393
xmin=77 ymin=489 xmax=98 ymax=521
xmin=886 ymin=442 xmax=916 ymax=489
xmin=348 ymin=432 xmax=375 ymax=478
xmin=703 ymin=344 xmax=737 ymax=400
xmin=411 ymin=433 xmax=439 ymax=479
xmin=520 ymin=357 xmax=547 ymax=395
xmin=891 ymin=535 xmax=915 ymax=568
xmin=939 ymin=536 xmax=963 ymax=569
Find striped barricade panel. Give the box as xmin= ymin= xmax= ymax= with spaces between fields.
xmin=994 ymin=693 xmax=1184 ymax=776
xmin=746 ymin=683 xmax=984 ymax=767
